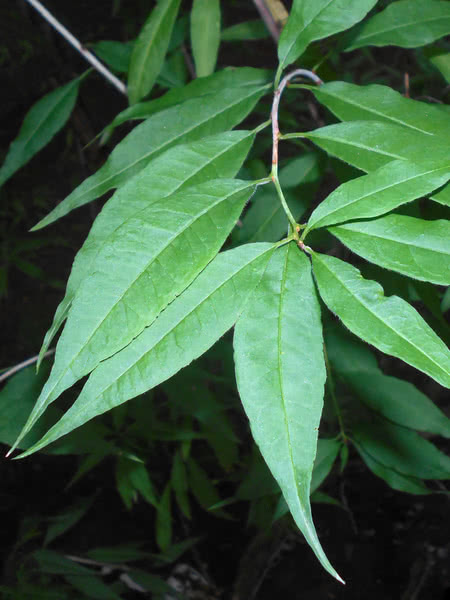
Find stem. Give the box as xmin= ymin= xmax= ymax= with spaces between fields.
xmin=270 ymin=69 xmax=323 ymax=236
xmin=24 ymin=0 xmax=127 ymax=96
xmin=0 ymin=349 xmax=55 ymax=384
xmin=323 ymin=344 xmax=347 ymax=442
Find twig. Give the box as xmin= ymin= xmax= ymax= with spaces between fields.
xmin=23 ymin=0 xmax=127 ymax=96
xmin=0 ymin=349 xmax=54 ymax=384
xmin=253 ymin=0 xmax=283 ymax=42
xmin=270 ymin=69 xmax=323 ymax=233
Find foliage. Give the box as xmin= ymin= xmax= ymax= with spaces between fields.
xmin=1 ymin=0 xmax=450 ymax=591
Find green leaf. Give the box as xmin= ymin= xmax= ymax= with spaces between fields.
xmin=277 ymin=0 xmax=377 ymax=75
xmin=352 ymin=418 xmax=450 ymax=480
xmin=101 ymin=67 xmax=271 ymax=140
xmin=326 ymin=325 xmax=450 ymax=438
xmin=354 ymin=442 xmax=430 ymax=494
xmin=16 ymin=243 xmax=274 ymax=457
xmin=187 ymin=457 xmax=222 ymax=511
xmin=156 ymin=483 xmax=172 ymax=551
xmin=430 ymin=52 xmax=450 ymax=83
xmin=306 ymin=158 xmax=450 ymax=232
xmin=44 ymin=496 xmax=95 ymax=547
xmin=310 ymin=438 xmax=341 ymax=493
xmin=346 ymin=0 xmax=450 ymax=51
xmin=350 ymin=371 xmax=450 ymax=438
xmin=13 ymin=179 xmax=257 ymax=452
xmin=303 ymin=120 xmax=449 ymax=173
xmin=329 ymin=215 xmax=450 ymax=285
xmin=309 ymin=80 xmax=450 ymax=138
xmin=191 ymin=0 xmax=221 ymax=77
xmin=171 ymin=451 xmax=191 ymax=518
xmin=128 ymin=0 xmax=181 ymax=104
xmin=36 ymin=129 xmax=257 ymax=367
xmin=92 ymin=40 xmax=133 ymax=73
xmin=312 ymin=253 xmax=450 ymax=388
xmin=234 ymin=243 xmax=342 ymax=583
xmin=222 ymin=20 xmax=269 ymax=41
xmin=0 ymin=75 xmax=84 ymax=188
xmin=34 ymin=83 xmax=269 ymax=229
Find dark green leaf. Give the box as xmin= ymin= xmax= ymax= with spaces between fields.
xmin=330 ymin=214 xmax=450 ymax=285
xmin=234 ymin=243 xmax=342 ymax=582
xmin=128 ymin=0 xmax=181 ymax=104
xmin=346 ymin=0 xmax=450 ymax=51
xmin=92 ymin=40 xmax=133 ymax=73
xmin=222 ymin=20 xmax=269 ymax=41
xmin=156 ymin=484 xmax=172 ymax=551
xmin=352 ymin=418 xmax=450 ymax=479
xmin=312 ymin=253 xmax=450 ymax=387
xmin=0 ymin=75 xmax=84 ymax=187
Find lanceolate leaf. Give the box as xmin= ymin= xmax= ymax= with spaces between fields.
xmin=306 ymin=158 xmax=450 ymax=232
xmin=354 ymin=443 xmax=430 ymax=495
xmin=16 ymin=243 xmax=275 ymax=458
xmin=303 ymin=121 xmax=449 ymax=173
xmin=326 ymin=326 xmax=450 ymax=438
xmin=308 ymin=81 xmax=450 ymax=138
xmin=102 ymin=67 xmax=271 ymax=139
xmin=330 ymin=215 xmax=450 ymax=285
xmin=13 ymin=179 xmax=257 ymax=452
xmin=128 ymin=0 xmax=181 ymax=104
xmin=33 ymin=84 xmax=269 ymax=229
xmin=37 ymin=130 xmax=257 ymax=367
xmin=234 ymin=243 xmax=342 ymax=582
xmin=0 ymin=74 xmax=84 ymax=188
xmin=311 ymin=253 xmax=450 ymax=388
xmin=277 ymin=0 xmax=377 ymax=76
xmin=346 ymin=0 xmax=450 ymax=51
xmin=190 ymin=0 xmax=221 ymax=78
xmin=352 ymin=418 xmax=450 ymax=479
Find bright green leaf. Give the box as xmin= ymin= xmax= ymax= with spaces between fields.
xmin=234 ymin=243 xmax=342 ymax=582
xmin=191 ymin=0 xmax=221 ymax=78
xmin=14 ymin=179 xmax=257 ymax=452
xmin=277 ymin=0 xmax=377 ymax=76
xmin=306 ymin=158 xmax=450 ymax=232
xmin=330 ymin=215 xmax=450 ymax=285
xmin=310 ymin=438 xmax=341 ymax=493
xmin=33 ymin=83 xmax=269 ymax=229
xmin=36 ymin=129 xmax=257 ymax=367
xmin=311 ymin=253 xmax=450 ymax=387
xmin=352 ymin=418 xmax=450 ymax=479
xmin=128 ymin=0 xmax=181 ymax=104
xmin=346 ymin=0 xmax=450 ymax=51
xmin=0 ymin=75 xmax=84 ymax=188
xmin=16 ymin=243 xmax=274 ymax=457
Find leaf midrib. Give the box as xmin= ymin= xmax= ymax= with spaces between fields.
xmin=277 ymin=246 xmax=316 ymax=541
xmin=316 ymin=255 xmax=447 ymax=379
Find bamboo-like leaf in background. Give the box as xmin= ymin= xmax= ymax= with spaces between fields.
xmin=191 ymin=0 xmax=221 ymax=78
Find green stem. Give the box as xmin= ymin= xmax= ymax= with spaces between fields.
xmin=271 ymin=171 xmax=298 ymax=233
